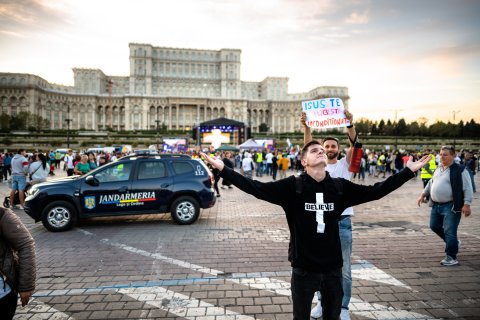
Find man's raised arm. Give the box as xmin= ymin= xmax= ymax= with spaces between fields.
xmin=344 ymin=110 xmax=357 ymax=165
xmin=300 ymin=112 xmax=313 ymax=145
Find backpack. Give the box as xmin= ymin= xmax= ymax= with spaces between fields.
xmin=295 ymin=173 xmax=344 ymax=195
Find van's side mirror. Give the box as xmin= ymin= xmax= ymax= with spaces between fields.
xmin=85 ymin=175 xmax=99 ymax=186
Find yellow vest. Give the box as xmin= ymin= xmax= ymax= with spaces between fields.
xmin=420 ymin=154 xmax=436 ymax=179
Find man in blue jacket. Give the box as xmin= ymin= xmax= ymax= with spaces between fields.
xmin=201 ymin=142 xmax=430 ymax=320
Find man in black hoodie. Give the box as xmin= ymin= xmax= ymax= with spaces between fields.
xmin=201 ymin=141 xmax=430 ymax=320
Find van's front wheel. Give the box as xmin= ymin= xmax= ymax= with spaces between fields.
xmin=41 ymin=201 xmax=77 ymax=232
xmin=170 ymin=196 xmax=200 ymax=225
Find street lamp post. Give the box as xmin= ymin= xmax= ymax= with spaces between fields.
xmin=155 ymin=119 xmax=161 ymax=151
xmin=453 ymin=110 xmax=461 ymax=149
xmin=394 ymin=109 xmax=403 ymax=150
xmin=65 ymin=105 xmax=72 ymax=148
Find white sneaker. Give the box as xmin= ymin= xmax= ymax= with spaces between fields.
xmin=340 ymin=308 xmax=351 ymax=320
xmin=17 ymin=205 xmax=24 ymax=210
xmin=440 ymin=255 xmax=459 ymax=266
xmin=310 ymin=301 xmax=322 ymax=318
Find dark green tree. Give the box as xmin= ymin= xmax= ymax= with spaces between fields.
xmin=371 ymin=122 xmax=378 ymax=135
xmin=354 ymin=118 xmax=372 ymax=136
xmin=463 ymin=119 xmax=480 ymax=137
xmin=377 ymin=120 xmax=386 ymax=135
xmin=384 ymin=119 xmax=395 ymax=136
xmin=408 ymin=121 xmax=420 ymax=136
xmin=0 ymin=113 xmax=10 ymax=132
xmin=396 ymin=118 xmax=408 ymax=136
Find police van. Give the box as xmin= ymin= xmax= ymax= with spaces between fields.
xmin=24 ymin=153 xmax=216 ymax=231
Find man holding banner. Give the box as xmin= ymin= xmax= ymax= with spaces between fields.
xmin=301 ymin=97 xmax=356 ymax=320
xmin=200 ymin=142 xmax=431 ymax=320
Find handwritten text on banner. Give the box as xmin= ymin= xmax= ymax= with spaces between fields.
xmin=301 ymin=98 xmax=350 ymax=129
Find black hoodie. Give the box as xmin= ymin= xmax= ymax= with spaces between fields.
xmin=220 ymin=166 xmax=414 ymax=272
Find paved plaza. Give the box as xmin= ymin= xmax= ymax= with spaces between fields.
xmin=1 ymin=167 xmax=479 ymax=320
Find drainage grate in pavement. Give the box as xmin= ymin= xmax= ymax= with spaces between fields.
xmin=416 ymin=272 xmax=437 ymax=278
xmin=355 ymin=220 xmax=425 ymax=232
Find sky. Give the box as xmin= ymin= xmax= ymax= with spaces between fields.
xmin=0 ymin=0 xmax=479 ymax=124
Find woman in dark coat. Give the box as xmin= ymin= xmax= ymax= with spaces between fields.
xmin=221 ymin=151 xmax=235 ymax=188
xmin=0 ymin=207 xmax=36 ymax=319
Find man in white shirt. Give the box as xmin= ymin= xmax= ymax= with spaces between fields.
xmin=241 ymin=152 xmax=255 ymax=179
xmin=265 ymin=151 xmax=274 ymax=176
xmin=301 ymin=111 xmax=356 ymax=320
xmin=64 ymin=150 xmax=75 ymax=176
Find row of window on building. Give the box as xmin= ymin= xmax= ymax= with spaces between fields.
xmin=134 ymin=48 xmax=238 ymax=62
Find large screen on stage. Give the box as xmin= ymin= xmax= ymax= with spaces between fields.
xmin=255 ymin=139 xmax=275 ymax=150
xmin=162 ymin=138 xmax=187 ymax=152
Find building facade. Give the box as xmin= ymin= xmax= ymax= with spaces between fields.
xmin=0 ymin=43 xmax=349 ymax=133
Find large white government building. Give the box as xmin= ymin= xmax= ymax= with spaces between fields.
xmin=0 ymin=43 xmax=349 ymax=133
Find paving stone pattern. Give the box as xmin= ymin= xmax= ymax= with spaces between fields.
xmin=2 ymin=166 xmax=479 ymax=319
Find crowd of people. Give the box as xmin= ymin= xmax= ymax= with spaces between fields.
xmin=198 ymin=146 xmax=478 ymax=188
xmin=199 ymin=111 xmax=476 ymax=320
xmin=0 ymin=128 xmax=477 ymax=319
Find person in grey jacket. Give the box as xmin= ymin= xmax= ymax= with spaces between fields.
xmin=9 ymin=149 xmax=29 ymax=209
xmin=417 ymin=145 xmax=473 ymax=266
xmin=0 ymin=207 xmax=36 ymax=319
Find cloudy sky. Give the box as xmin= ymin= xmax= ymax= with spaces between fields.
xmin=1 ymin=0 xmax=479 ymax=123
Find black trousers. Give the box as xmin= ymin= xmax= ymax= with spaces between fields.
xmin=213 ymin=175 xmax=221 ymax=196
xmin=291 ymin=267 xmax=343 ymax=320
xmin=0 ymin=289 xmax=18 ymax=320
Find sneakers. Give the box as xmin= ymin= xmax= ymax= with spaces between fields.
xmin=310 ymin=301 xmax=322 ymax=319
xmin=340 ymin=308 xmax=351 ymax=320
xmin=310 ymin=301 xmax=350 ymax=319
xmin=440 ymin=255 xmax=458 ymax=266
xmin=16 ymin=204 xmax=25 ymax=210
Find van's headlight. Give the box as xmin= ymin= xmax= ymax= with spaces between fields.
xmin=26 ymin=186 xmax=39 ymax=199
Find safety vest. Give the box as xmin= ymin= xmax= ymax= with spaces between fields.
xmin=420 ymin=154 xmax=436 ymax=179
xmin=256 ymin=152 xmax=263 ymax=163
xmin=377 ymin=154 xmax=385 ymax=166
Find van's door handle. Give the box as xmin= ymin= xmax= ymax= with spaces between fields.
xmin=119 ymin=186 xmax=128 ymax=192
xmin=161 ymin=183 xmax=170 ymax=188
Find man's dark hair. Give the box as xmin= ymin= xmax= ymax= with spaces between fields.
xmin=441 ymin=145 xmax=455 ymax=155
xmin=301 ymin=140 xmax=322 ymax=159
xmin=17 ymin=149 xmax=25 ymax=154
xmin=322 ymin=136 xmax=339 ymax=146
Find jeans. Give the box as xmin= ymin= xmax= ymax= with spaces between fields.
xmin=339 ymin=217 xmax=352 ymax=309
xmin=243 ymin=170 xmax=253 ymax=179
xmin=266 ymin=163 xmax=272 ymax=175
xmin=256 ymin=163 xmax=263 ymax=176
xmin=467 ymin=169 xmax=476 ymax=193
xmin=0 ymin=289 xmax=17 ymax=320
xmin=314 ymin=217 xmax=352 ymax=311
xmin=3 ymin=164 xmax=11 ymax=180
xmin=291 ymin=267 xmax=342 ymax=320
xmin=11 ymin=175 xmax=27 ymax=190
xmin=430 ymin=202 xmax=461 ymax=259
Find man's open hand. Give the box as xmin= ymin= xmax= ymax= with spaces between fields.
xmin=300 ymin=112 xmax=307 ymax=127
xmin=200 ymin=152 xmax=225 ymax=171
xmin=407 ymin=155 xmax=432 ymax=173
